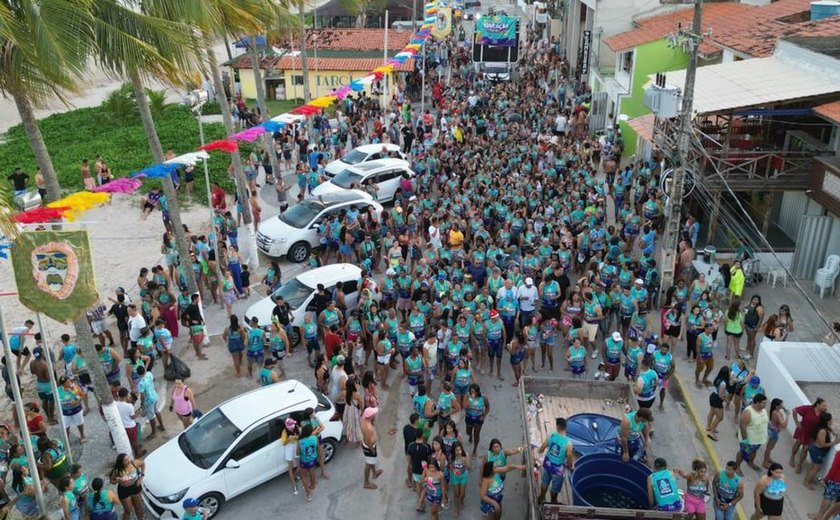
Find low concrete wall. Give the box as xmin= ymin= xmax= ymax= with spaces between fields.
xmin=756 ymin=340 xmax=840 ymax=434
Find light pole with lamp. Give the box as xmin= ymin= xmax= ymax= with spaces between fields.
xmin=185 ymin=89 xmax=225 ymax=310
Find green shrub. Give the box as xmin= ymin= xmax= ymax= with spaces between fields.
xmin=0 ymin=102 xmax=243 ymax=202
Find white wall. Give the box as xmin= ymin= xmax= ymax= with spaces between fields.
xmin=592 ymin=0 xmax=661 ymax=71
xmin=756 ymin=341 xmax=840 ymax=434
xmin=826 ymin=216 xmax=840 ymax=258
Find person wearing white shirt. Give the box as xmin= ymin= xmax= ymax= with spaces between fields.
xmin=554 ymin=113 xmax=567 ymax=136
xmin=428 ymin=217 xmax=442 ymax=251
xmin=115 ymin=387 xmax=142 ymax=455
xmin=517 ymin=277 xmax=539 ymax=328
xmin=126 ymin=304 xmax=146 ymax=347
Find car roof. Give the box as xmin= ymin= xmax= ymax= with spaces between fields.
xmin=313 ymin=189 xmax=374 ymax=206
xmin=296 ymin=263 xmax=362 ymax=288
xmin=219 ymin=380 xmax=316 ymax=429
xmin=354 ymin=143 xmax=400 ymax=154
xmin=346 ymin=158 xmax=410 ymax=174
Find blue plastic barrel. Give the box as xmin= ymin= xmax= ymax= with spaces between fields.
xmin=565 ymin=413 xmax=622 ymax=457
xmin=571 ymin=453 xmax=652 ymax=510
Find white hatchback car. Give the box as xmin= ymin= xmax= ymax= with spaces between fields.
xmin=142 ymin=380 xmax=342 ymax=519
xmin=312 ymin=158 xmax=415 ymax=204
xmin=324 ymin=143 xmax=406 ymax=177
xmin=256 ymin=190 xmax=382 ymax=262
xmin=245 ymin=263 xmax=377 ymax=346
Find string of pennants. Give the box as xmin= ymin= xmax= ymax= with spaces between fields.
xmin=12 ymin=3 xmax=438 ymax=225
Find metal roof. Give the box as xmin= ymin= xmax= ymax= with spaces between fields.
xmin=658 ymin=57 xmax=840 ymax=115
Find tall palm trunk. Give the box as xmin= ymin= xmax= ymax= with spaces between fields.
xmin=129 ymin=69 xmax=199 ymax=296
xmin=249 ymin=39 xmax=281 ymax=182
xmin=299 ymin=1 xmax=311 ymax=103
xmin=205 ymin=34 xmax=258 ymax=268
xmin=11 ymin=89 xmax=61 ymax=202
xmin=73 ymin=318 xmax=132 ymax=456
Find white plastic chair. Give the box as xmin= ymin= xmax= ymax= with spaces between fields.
xmin=815 ymin=254 xmax=840 ymax=298
xmin=768 ymin=268 xmax=787 ymax=288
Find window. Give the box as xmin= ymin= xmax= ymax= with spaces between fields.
xmin=342 ymin=280 xmax=359 ymax=294
xmin=621 ymin=51 xmax=634 ymax=74
xmin=179 ymin=409 xmax=241 ymax=469
xmin=377 ymin=170 xmax=398 ymax=183
xmin=291 ymin=75 xmax=304 ymax=86
xmin=228 ymin=422 xmax=273 ymax=461
xmin=368 ymin=153 xmax=382 ymax=161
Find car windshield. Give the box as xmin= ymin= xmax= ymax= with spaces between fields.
xmin=279 ymin=201 xmax=321 ymax=228
xmin=271 ymin=278 xmax=313 ymax=310
xmin=179 ymin=408 xmax=241 ymax=469
xmin=340 ymin=149 xmax=368 ymax=165
xmin=331 ymin=170 xmax=365 ymax=189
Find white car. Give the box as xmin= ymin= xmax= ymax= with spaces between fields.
xmin=256 ymin=190 xmax=382 ymax=262
xmin=312 ymin=158 xmax=415 ymax=204
xmin=324 ymin=143 xmax=406 ymax=177
xmin=142 ymin=380 xmax=342 ymax=519
xmin=245 ymin=263 xmax=377 ymax=346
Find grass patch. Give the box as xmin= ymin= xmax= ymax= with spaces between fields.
xmin=247 ymin=98 xmax=302 ymax=117
xmin=0 ymin=104 xmax=243 ymax=202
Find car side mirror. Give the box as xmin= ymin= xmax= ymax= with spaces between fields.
xmin=226 ymin=460 xmax=240 ymax=469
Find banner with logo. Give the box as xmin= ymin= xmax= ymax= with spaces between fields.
xmin=11 ymin=231 xmax=99 ymax=323
xmin=432 ymin=7 xmax=452 ymax=39
xmin=476 ymin=15 xmax=518 ymax=46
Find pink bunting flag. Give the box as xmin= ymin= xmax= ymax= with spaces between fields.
xmin=230 ymin=126 xmax=266 ymax=142
xmin=91 ymin=177 xmax=142 ymax=194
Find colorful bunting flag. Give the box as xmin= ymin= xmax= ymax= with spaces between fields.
xmin=199 ymin=140 xmax=239 ymax=153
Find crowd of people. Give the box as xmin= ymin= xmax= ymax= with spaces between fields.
xmin=4 ymin=15 xmax=840 ymax=520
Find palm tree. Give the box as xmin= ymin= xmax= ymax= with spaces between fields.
xmin=90 ymin=0 xmax=202 ymax=295
xmin=0 ymin=0 xmax=93 ymax=202
xmin=248 ymin=34 xmax=282 ymax=182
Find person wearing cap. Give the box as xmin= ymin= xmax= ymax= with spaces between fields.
xmin=740 ymin=375 xmax=765 ymax=412
xmin=736 ymin=393 xmax=769 ymax=474
xmin=181 ymin=497 xmax=206 ymax=519
xmin=602 ymin=331 xmax=623 ymax=381
xmin=516 ymin=277 xmax=539 ymax=329
xmin=280 ymin=417 xmax=300 ymax=495
xmin=647 ymin=458 xmax=683 ymax=512
xmin=486 ymin=309 xmax=506 ymax=381
xmin=361 ymin=406 xmax=383 ymax=490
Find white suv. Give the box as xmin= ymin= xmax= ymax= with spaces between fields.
xmin=142 ymin=381 xmax=342 ymax=519
xmin=245 ymin=263 xmax=378 ymax=346
xmin=312 ymin=158 xmax=414 ymax=204
xmin=324 ymin=143 xmax=406 ymax=177
xmin=256 ymin=190 xmax=382 ymax=262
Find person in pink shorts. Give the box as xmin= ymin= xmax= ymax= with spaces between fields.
xmin=677 ymin=459 xmax=710 ymax=519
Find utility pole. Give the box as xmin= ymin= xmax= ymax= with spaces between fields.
xmin=658 ymin=0 xmax=703 ymax=297
xmin=299 ymin=0 xmax=311 ymax=104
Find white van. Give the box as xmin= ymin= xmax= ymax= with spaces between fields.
xmin=142 ymin=380 xmax=342 ymax=519
xmin=324 ymin=143 xmax=406 ymax=177
xmin=312 ymin=158 xmax=414 ymax=204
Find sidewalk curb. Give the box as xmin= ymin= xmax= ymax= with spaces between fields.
xmin=673 ymin=372 xmax=747 ymax=520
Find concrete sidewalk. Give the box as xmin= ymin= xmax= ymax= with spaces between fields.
xmin=674 ymin=355 xmax=822 ymax=520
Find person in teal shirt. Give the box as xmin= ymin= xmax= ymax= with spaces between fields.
xmin=538 ymin=417 xmax=574 ymax=504
xmin=246 ymin=317 xmax=265 ymax=378
xmin=297 ymin=424 xmax=319 ymax=502
xmin=647 ymin=458 xmax=682 ymax=512
xmin=181 ymin=497 xmax=207 ymax=519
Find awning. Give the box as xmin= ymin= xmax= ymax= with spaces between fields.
xmin=626 ymin=113 xmax=656 ymax=143
xmin=655 ymin=57 xmax=840 ymax=115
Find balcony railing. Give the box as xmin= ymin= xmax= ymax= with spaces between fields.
xmin=653 ymin=118 xmax=835 ymax=191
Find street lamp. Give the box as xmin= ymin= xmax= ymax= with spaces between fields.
xmin=185 ymin=89 xmax=225 ymax=309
